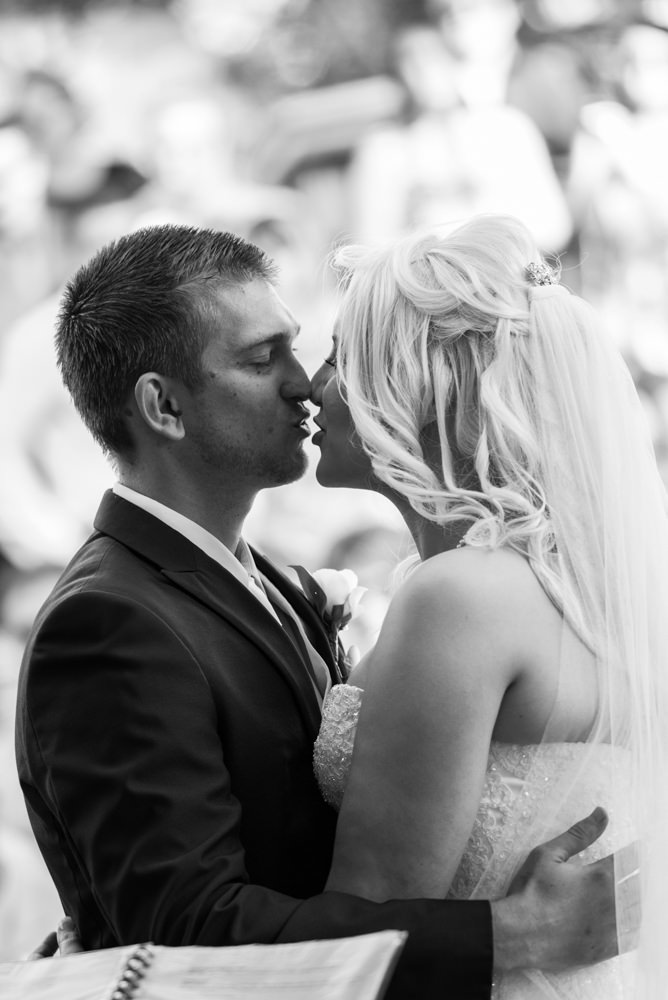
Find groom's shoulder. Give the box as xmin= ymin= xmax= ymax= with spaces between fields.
xmin=60 ymin=528 xmax=153 ymax=587
xmin=19 ymin=532 xmax=190 ymax=688
xmin=28 ymin=530 xmax=159 ymax=631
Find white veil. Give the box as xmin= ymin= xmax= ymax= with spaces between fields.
xmin=468 ymin=281 xmax=668 ymax=997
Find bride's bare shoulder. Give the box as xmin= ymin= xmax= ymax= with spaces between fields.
xmin=360 ymin=547 xmax=529 ymax=709
xmin=366 ymin=548 xmax=576 ymax=742
xmin=379 ymin=545 xmax=555 ymax=679
xmin=397 ymin=544 xmax=537 ymax=616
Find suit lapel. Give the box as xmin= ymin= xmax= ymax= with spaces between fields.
xmin=93 ymin=491 xmax=322 ymax=737
xmin=252 ymin=550 xmax=340 ymax=685
xmin=161 ymin=565 xmax=323 ymax=736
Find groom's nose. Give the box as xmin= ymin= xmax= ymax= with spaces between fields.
xmin=281 ymin=355 xmax=311 ymax=400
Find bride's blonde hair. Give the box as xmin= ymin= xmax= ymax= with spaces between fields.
xmin=334 ymin=215 xmax=560 ymax=559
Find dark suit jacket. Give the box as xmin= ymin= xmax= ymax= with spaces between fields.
xmin=15 ymin=491 xmax=492 ymax=999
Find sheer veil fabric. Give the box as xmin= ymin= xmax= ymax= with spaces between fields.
xmin=465 ymin=283 xmax=668 ymax=996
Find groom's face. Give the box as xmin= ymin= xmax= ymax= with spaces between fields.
xmin=177 ymin=278 xmax=311 ymax=488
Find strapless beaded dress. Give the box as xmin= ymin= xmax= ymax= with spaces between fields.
xmin=313 ymin=683 xmax=636 ymax=999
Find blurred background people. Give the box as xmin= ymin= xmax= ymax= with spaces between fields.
xmin=567 ymin=21 xmax=668 ymax=474
xmin=347 ymin=10 xmax=573 ymax=253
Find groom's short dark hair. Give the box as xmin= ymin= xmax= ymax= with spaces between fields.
xmin=56 ymin=224 xmax=276 ymax=458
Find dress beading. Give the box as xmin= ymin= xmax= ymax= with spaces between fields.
xmin=313 ymin=684 xmax=636 ymax=999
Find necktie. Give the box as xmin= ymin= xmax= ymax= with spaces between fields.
xmin=247 ymin=574 xmax=282 ymax=624
xmin=261 ymin=576 xmax=331 ymax=701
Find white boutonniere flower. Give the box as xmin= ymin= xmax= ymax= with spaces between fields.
xmin=291 ymin=565 xmax=366 ymax=680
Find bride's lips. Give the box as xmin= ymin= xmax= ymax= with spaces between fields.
xmin=312 ymin=417 xmax=326 ymax=447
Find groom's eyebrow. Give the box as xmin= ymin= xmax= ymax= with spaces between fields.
xmin=241 ymin=329 xmax=301 ymax=352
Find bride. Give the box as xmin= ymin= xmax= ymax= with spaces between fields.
xmin=310 ymin=215 xmax=668 ymax=998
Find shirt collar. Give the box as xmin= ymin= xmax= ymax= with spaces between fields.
xmin=112 ymin=483 xmax=257 ymax=589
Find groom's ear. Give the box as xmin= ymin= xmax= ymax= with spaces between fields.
xmin=133 ymin=372 xmax=185 ymax=441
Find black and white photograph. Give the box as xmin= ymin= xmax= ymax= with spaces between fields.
xmin=0 ymin=1 xmax=667 ymax=997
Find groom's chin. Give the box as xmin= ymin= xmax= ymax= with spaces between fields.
xmin=282 ymin=448 xmax=309 ymax=485
xmin=259 ymin=446 xmax=309 ymax=488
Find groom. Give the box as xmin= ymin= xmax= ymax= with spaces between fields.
xmin=16 ymin=225 xmax=618 ymax=999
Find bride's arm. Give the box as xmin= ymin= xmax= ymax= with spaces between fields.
xmin=325 ymin=554 xmax=518 ymax=901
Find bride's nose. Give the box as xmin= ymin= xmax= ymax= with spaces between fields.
xmin=310 ymin=360 xmax=331 ymax=405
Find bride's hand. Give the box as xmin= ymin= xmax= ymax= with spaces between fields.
xmin=26 ymin=917 xmax=84 ymax=960
xmin=490 ymin=807 xmax=634 ymax=972
xmin=56 ymin=917 xmax=84 ymax=955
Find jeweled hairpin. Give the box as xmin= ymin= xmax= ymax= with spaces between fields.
xmin=525 ymin=261 xmax=556 ymax=286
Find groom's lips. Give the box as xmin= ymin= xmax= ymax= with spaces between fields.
xmin=292 ymin=406 xmax=311 ymax=437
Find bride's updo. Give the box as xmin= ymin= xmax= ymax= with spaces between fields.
xmin=333 ymin=214 xmax=565 ymax=559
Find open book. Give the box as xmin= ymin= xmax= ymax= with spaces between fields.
xmin=1 ymin=930 xmax=407 ymax=1000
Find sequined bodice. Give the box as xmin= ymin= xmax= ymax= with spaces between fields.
xmin=313 ymin=684 xmax=636 ymax=999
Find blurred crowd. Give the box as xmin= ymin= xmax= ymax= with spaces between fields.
xmin=1 ymin=0 xmax=667 ymax=962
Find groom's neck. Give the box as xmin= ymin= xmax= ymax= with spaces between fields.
xmin=118 ymin=466 xmax=256 ymax=553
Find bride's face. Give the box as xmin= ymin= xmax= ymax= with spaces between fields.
xmin=310 ymin=339 xmax=375 ymax=489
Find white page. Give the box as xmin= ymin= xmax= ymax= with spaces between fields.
xmin=0 ymin=944 xmax=135 ymax=1000
xmin=0 ymin=931 xmax=407 ymax=1000
xmin=146 ymin=932 xmax=407 ymax=999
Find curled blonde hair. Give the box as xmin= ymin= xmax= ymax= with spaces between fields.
xmin=333 ymin=214 xmax=563 ymax=568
